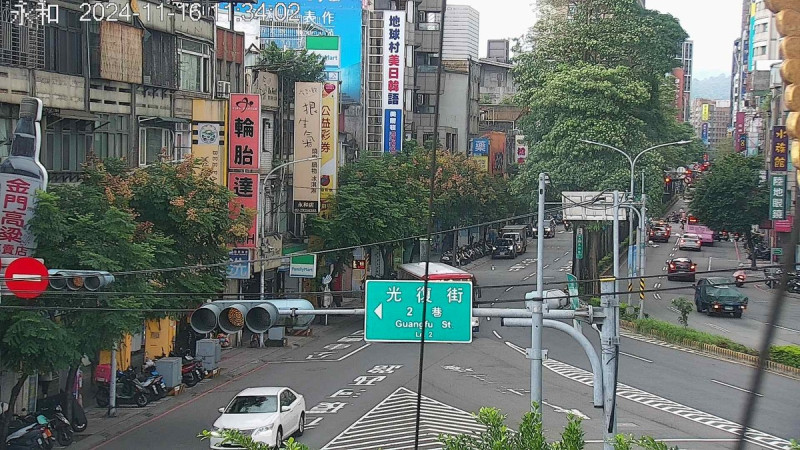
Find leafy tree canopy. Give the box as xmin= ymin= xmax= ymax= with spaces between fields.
xmin=689 ymin=153 xmax=769 ymax=235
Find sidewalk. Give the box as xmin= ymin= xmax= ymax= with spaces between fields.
xmin=73 ymin=321 xmax=341 ymax=449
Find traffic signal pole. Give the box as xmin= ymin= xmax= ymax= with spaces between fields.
xmin=529 ymin=173 xmax=547 ymax=409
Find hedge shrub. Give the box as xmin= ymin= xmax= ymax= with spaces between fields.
xmin=770 ymin=346 xmax=800 ymax=368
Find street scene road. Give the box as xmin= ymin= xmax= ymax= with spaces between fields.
xmin=76 ymin=229 xmax=800 ymax=450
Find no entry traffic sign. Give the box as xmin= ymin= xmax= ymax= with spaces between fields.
xmin=4 ymin=257 xmax=48 ymax=299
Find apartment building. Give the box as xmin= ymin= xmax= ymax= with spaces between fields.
xmin=441 ymin=4 xmax=479 ymax=61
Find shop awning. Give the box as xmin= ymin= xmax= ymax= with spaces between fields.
xmin=52 ymin=109 xmax=97 ymax=121
xmin=282 ymin=243 xmax=307 ymax=255
xmin=138 ymin=116 xmax=190 ymax=126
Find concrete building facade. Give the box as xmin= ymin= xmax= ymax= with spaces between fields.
xmin=441 ymin=4 xmax=479 ymax=61
xmin=690 ymin=99 xmax=731 ymax=147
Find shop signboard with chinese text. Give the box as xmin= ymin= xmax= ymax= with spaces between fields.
xmin=770 ymin=174 xmax=787 ymax=221
xmin=737 ymin=133 xmax=747 ymax=153
xmin=0 ymin=96 xmax=47 ymax=258
xmin=701 ymin=104 xmax=709 ymax=121
xmin=470 ymin=138 xmax=489 ymax=171
xmin=320 ymin=82 xmax=340 ymax=218
xmin=364 ymin=280 xmax=473 ymax=343
xmin=227 ymin=248 xmax=252 ymax=279
xmin=228 ymin=173 xmax=260 ymax=248
xmin=771 ymin=125 xmax=788 ymax=172
xmin=293 ymin=82 xmax=322 ymax=214
xmin=191 ymin=99 xmax=228 ymax=184
xmin=382 ymin=11 xmax=405 ymax=153
xmin=515 ymin=135 xmax=528 ymax=165
xmin=229 ymin=94 xmax=261 ymax=171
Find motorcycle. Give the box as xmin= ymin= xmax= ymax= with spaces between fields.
xmin=125 ymin=366 xmax=166 ymax=401
xmin=733 ymin=270 xmax=746 ymax=288
xmin=95 ymin=371 xmax=150 ymax=408
xmin=19 ymin=407 xmax=72 ymax=447
xmin=1 ymin=407 xmax=53 ymax=450
xmin=170 ymin=350 xmax=207 ymax=387
xmin=37 ymin=393 xmax=87 ymax=433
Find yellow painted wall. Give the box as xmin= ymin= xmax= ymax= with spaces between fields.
xmin=98 ymin=334 xmax=132 ymax=370
xmin=144 ymin=317 xmax=177 ymax=359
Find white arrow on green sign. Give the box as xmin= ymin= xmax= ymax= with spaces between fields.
xmin=364 ymin=280 xmax=473 ymax=343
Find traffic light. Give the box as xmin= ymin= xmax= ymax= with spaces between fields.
xmin=190 ymin=299 xmax=316 ymax=334
xmin=48 ymin=270 xmax=115 ymax=291
xmin=665 ymin=176 xmax=672 ymax=184
xmin=766 ymin=0 xmax=800 ymax=179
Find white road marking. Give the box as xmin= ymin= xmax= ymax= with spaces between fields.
xmin=554 ymin=257 xmax=560 ymax=262
xmin=708 ymin=257 xmax=713 ymax=271
xmin=492 ymin=330 xmax=502 ymax=339
xmin=662 ymin=266 xmax=667 ymax=271
xmin=541 ymin=400 xmax=590 ymax=420
xmin=564 ymin=251 xmax=570 ymax=256
xmin=769 ymin=324 xmax=800 ymax=334
xmin=654 ymin=293 xmax=662 ymax=300
xmin=507 ymin=388 xmax=525 ymax=396
xmin=505 ymin=287 xmax=514 ymax=292
xmin=619 ymin=352 xmax=653 ymax=363
xmin=501 ymin=347 xmax=792 ymax=450
xmin=710 ymin=379 xmax=763 ymax=397
xmin=704 ymin=323 xmax=730 ymax=333
xmin=543 ymin=264 xmax=550 ymax=269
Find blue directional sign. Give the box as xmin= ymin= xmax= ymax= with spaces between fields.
xmin=364 ymin=280 xmax=473 ymax=343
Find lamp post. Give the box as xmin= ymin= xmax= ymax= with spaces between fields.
xmin=579 ymin=139 xmax=691 ymax=284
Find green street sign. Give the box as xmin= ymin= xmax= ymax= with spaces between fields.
xmin=566 ymin=274 xmax=580 ymax=310
xmin=364 ymin=280 xmax=473 ymax=343
xmin=576 ymin=228 xmax=584 ymax=260
xmin=772 ymin=247 xmax=783 ymax=256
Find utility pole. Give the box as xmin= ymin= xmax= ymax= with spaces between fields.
xmin=108 ymin=342 xmax=117 ymax=417
xmin=612 ymin=191 xmax=620 ymax=295
xmin=638 ymin=193 xmax=647 ymax=319
xmin=600 ymin=278 xmax=619 ymax=449
xmin=529 ymin=172 xmax=547 ymax=410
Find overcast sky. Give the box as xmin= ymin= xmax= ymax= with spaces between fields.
xmin=451 ymin=0 xmax=742 ymax=80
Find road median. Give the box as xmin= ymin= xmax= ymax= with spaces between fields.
xmin=621 ymin=318 xmax=800 ymax=380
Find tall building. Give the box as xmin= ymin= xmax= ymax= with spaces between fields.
xmin=690 ymin=99 xmax=731 ymax=147
xmin=442 ymin=4 xmax=479 ymax=61
xmin=676 ymin=39 xmax=693 ymax=123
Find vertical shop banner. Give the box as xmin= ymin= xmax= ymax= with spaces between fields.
xmin=228 ymin=173 xmax=260 ymax=248
xmin=320 ymin=82 xmax=340 ymax=218
xmin=701 ymin=104 xmax=709 ymax=121
xmin=737 ymin=134 xmax=747 ymax=153
xmin=748 ymin=0 xmax=756 ymax=71
xmin=771 ymin=125 xmax=788 ymax=172
xmin=701 ymin=123 xmax=709 ymax=144
xmin=191 ymin=100 xmax=228 ymax=185
xmin=515 ymin=135 xmax=528 ymax=165
xmin=294 ymin=82 xmax=323 ymax=214
xmin=770 ymin=174 xmax=787 ymax=221
xmin=229 ymin=94 xmax=261 ymax=171
xmin=0 ymin=97 xmax=47 ymax=258
xmin=471 ymin=138 xmax=489 ymax=171
xmin=382 ymin=11 xmax=405 ymax=154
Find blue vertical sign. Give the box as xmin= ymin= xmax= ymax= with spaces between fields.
xmin=748 ymin=0 xmax=756 ymax=71
xmin=701 ymin=122 xmax=709 ymax=144
xmin=227 ymin=249 xmax=252 ymax=279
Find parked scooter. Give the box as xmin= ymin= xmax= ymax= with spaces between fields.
xmin=122 ymin=366 xmax=166 ymax=401
xmin=95 ymin=371 xmax=150 ymax=408
xmin=170 ymin=351 xmax=206 ymax=387
xmin=19 ymin=406 xmax=72 ymax=447
xmin=37 ymin=393 xmax=87 ymax=433
xmin=1 ymin=405 xmax=53 ymax=450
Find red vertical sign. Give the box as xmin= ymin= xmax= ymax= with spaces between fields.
xmin=229 ymin=94 xmax=261 ymax=171
xmin=228 ymin=173 xmax=259 ymax=248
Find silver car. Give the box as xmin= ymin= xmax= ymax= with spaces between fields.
xmin=678 ymin=233 xmax=702 ymax=251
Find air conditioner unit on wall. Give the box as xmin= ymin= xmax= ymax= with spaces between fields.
xmin=216 ymin=81 xmax=230 ymax=98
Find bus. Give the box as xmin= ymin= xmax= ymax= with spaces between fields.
xmin=397 ymin=262 xmax=481 ymax=332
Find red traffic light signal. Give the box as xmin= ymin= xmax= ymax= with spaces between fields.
xmin=665 ymin=176 xmax=672 ymax=183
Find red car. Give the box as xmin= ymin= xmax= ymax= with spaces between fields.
xmin=649 ymin=226 xmax=669 ymax=243
xmin=667 ymin=257 xmax=697 ymax=282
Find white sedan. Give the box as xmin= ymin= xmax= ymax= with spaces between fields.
xmin=210 ymin=387 xmax=306 ymax=449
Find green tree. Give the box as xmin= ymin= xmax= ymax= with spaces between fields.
xmin=688 ymin=153 xmax=769 ymax=267
xmin=198 ymin=430 xmax=308 ymax=450
xmin=671 ymin=298 xmax=693 ymax=327
xmin=511 ymin=0 xmax=697 ymax=216
xmin=0 ymin=313 xmax=79 ymax=449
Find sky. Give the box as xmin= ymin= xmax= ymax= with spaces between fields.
xmin=451 ymin=0 xmax=742 ymax=80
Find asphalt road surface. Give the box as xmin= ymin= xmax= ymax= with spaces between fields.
xmin=84 ymin=228 xmax=800 ymax=450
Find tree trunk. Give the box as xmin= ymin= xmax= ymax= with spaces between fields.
xmin=746 ymin=229 xmax=757 ymax=269
xmin=0 ymin=374 xmax=29 ymax=450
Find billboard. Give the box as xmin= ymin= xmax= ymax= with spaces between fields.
xmin=701 ymin=122 xmax=709 ymax=144
xmin=230 ymin=0 xmax=362 ymax=104
xmin=770 ymin=126 xmax=788 ymax=172
xmin=191 ymin=99 xmax=228 ymax=185
xmin=672 ymin=67 xmax=685 ymax=121
xmin=737 ymin=134 xmax=747 ymax=153
xmin=382 ymin=11 xmax=405 ymax=153
xmin=471 ymin=138 xmax=489 ymax=171
xmin=515 ymin=135 xmax=528 ymax=165
xmin=307 ymin=35 xmax=341 ymax=68
xmin=0 ymin=97 xmax=47 ymax=258
xmin=320 ymin=82 xmax=340 ymax=217
xmin=562 ymin=192 xmax=627 ymax=221
xmin=293 ymin=82 xmax=323 ymax=214
xmin=701 ymin=104 xmax=709 ymax=121
xmin=228 ymin=172 xmax=260 ymax=248
xmin=748 ymin=0 xmax=756 ymax=72
xmin=770 ymin=174 xmax=787 ymax=221
xmin=229 ymin=94 xmax=261 ymax=171
xmin=227 ymin=248 xmax=252 ymax=279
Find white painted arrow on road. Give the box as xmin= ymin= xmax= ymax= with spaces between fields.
xmin=374 ymin=303 xmax=383 ymax=319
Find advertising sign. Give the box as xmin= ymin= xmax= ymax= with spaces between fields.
xmin=229 ymin=94 xmax=261 ymax=171
xmin=251 ymin=71 xmax=279 ymax=110
xmin=0 ymin=97 xmax=47 ymax=258
xmin=748 ymin=0 xmax=756 ymax=71
xmin=770 ymin=174 xmax=787 ymax=221
xmin=701 ymin=104 xmax=710 ymax=121
xmin=191 ymin=99 xmax=227 ymax=184
xmin=737 ymin=133 xmax=747 ymax=153
xmin=471 ymin=138 xmax=489 ymax=171
xmin=293 ymin=82 xmax=323 ymax=214
xmin=306 ymin=35 xmax=341 ymax=68
xmin=382 ymin=11 xmax=405 ymax=154
xmin=775 ymin=215 xmax=793 ymax=233
xmin=701 ymin=122 xmax=709 ymax=144
xmin=237 ymin=0 xmax=362 ymax=104
xmin=771 ymin=126 xmax=788 ymax=172
xmin=227 ymin=248 xmax=252 ymax=279
xmin=515 ymin=135 xmax=528 ymax=165
xmin=261 ymin=234 xmax=283 ymax=271
xmin=289 ymin=254 xmax=317 ymax=278
xmin=228 ymin=173 xmax=260 ymax=248
xmin=320 ymin=82 xmax=340 ymax=218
